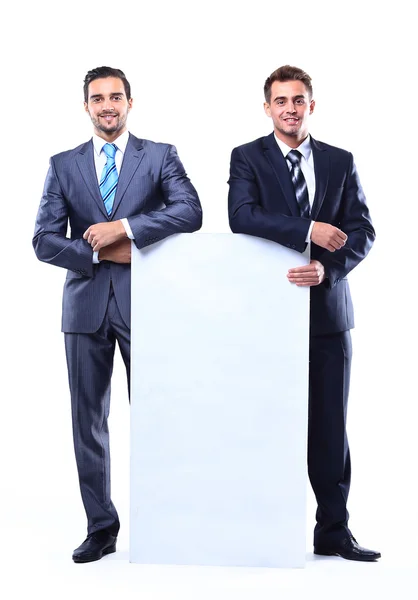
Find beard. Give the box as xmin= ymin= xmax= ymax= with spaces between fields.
xmin=90 ymin=111 xmax=127 ymax=136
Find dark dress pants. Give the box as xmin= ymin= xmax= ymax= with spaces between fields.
xmin=308 ymin=330 xmax=352 ymax=546
xmin=64 ymin=287 xmax=130 ymax=536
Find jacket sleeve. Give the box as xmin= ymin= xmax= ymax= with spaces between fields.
xmin=126 ymin=145 xmax=202 ymax=249
xmin=228 ymin=146 xmax=311 ymax=253
xmin=318 ymin=154 xmax=375 ymax=288
xmin=32 ymin=157 xmax=95 ymax=277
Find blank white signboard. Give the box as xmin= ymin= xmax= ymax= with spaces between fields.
xmin=130 ymin=233 xmax=309 ymax=567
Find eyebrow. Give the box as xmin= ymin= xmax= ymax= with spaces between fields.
xmin=89 ymin=92 xmax=125 ymax=99
xmin=273 ymin=94 xmax=306 ymax=101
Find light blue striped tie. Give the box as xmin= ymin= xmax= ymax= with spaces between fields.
xmin=100 ymin=143 xmax=118 ymax=215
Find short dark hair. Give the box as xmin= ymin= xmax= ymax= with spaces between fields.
xmin=264 ymin=65 xmax=313 ymax=103
xmin=83 ymin=66 xmax=131 ymax=102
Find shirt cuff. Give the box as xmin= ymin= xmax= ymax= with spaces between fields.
xmin=306 ymin=221 xmax=315 ymax=242
xmin=121 ymin=218 xmax=134 ymax=240
xmin=93 ymin=251 xmax=100 ymax=264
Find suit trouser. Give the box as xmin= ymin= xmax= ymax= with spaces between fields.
xmin=308 ymin=330 xmax=352 ymax=545
xmin=64 ymin=286 xmax=130 ymax=536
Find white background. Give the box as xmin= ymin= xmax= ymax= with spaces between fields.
xmin=1 ymin=0 xmax=416 ymax=598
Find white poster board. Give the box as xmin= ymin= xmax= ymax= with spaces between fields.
xmin=130 ymin=233 xmax=309 ymax=567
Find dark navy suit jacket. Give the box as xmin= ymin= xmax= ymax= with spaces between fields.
xmin=33 ymin=133 xmax=202 ymax=333
xmin=228 ymin=133 xmax=375 ymax=335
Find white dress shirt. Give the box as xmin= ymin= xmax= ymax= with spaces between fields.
xmin=91 ymin=130 xmax=134 ymax=262
xmin=274 ymin=134 xmax=315 ymax=241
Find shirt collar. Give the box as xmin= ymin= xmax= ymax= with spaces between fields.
xmin=92 ymin=129 xmax=130 ymax=156
xmin=274 ymin=134 xmax=312 ymax=162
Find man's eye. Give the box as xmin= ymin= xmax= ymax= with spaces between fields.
xmin=112 ymin=96 xmax=122 ymax=101
xmin=92 ymin=98 xmax=102 ymax=103
xmin=296 ymin=99 xmax=305 ymax=105
xmin=276 ymin=100 xmax=284 ymax=105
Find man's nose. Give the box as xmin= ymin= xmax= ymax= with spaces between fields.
xmin=103 ymin=98 xmax=114 ymax=110
xmin=286 ymin=102 xmax=296 ymax=113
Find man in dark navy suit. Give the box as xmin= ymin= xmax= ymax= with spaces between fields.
xmin=228 ymin=65 xmax=380 ymax=561
xmin=33 ymin=67 xmax=202 ymax=562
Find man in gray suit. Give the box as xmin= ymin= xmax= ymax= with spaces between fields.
xmin=33 ymin=66 xmax=202 ymax=563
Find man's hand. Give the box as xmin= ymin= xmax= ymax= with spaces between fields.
xmin=311 ymin=222 xmax=347 ymax=252
xmin=287 ymin=260 xmax=325 ymax=287
xmin=98 ymin=238 xmax=132 ymax=264
xmin=83 ymin=220 xmax=127 ymax=252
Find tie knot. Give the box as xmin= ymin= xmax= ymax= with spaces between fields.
xmin=287 ymin=149 xmax=302 ymax=166
xmin=102 ymin=143 xmax=117 ymax=160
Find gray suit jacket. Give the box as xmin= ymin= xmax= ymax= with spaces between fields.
xmin=33 ymin=133 xmax=202 ymax=333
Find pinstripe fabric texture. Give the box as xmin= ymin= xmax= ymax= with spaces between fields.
xmin=33 ymin=134 xmax=202 ymax=333
xmin=64 ymin=288 xmax=130 ymax=535
xmin=33 ymin=132 xmax=202 ymax=537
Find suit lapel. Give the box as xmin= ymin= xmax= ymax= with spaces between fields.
xmin=310 ymin=137 xmax=329 ymax=220
xmin=262 ymin=133 xmax=300 ymax=216
xmin=110 ymin=133 xmax=145 ymax=217
xmin=75 ymin=140 xmax=109 ymax=218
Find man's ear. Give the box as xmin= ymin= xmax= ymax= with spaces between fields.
xmin=264 ymin=102 xmax=271 ymax=117
xmin=309 ymin=99 xmax=315 ymax=115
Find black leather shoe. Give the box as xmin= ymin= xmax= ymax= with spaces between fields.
xmin=72 ymin=530 xmax=117 ymax=563
xmin=314 ymin=535 xmax=381 ymax=561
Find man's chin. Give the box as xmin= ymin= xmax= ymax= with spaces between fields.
xmin=98 ymin=124 xmax=120 ymax=135
xmin=282 ymin=127 xmax=300 ymax=136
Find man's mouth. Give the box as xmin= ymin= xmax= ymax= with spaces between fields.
xmin=284 ymin=118 xmax=299 ymax=124
xmin=100 ymin=114 xmax=117 ymax=121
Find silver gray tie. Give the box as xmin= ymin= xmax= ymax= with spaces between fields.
xmin=286 ymin=150 xmax=310 ymax=218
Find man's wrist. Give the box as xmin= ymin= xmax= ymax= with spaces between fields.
xmin=97 ymin=248 xmax=108 ymax=262
xmin=121 ymin=218 xmax=134 ymax=240
xmin=306 ymin=220 xmax=315 ymax=242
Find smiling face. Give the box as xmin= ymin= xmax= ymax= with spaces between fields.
xmin=264 ymin=80 xmax=315 ymax=147
xmin=84 ymin=76 xmax=132 ymax=142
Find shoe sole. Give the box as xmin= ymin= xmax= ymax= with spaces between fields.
xmin=73 ymin=543 xmax=117 ymax=563
xmin=314 ymin=549 xmax=381 ymax=562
